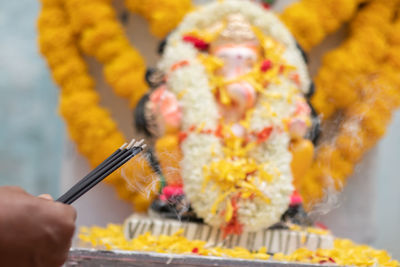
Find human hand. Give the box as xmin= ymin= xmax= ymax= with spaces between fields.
xmin=0 ymin=186 xmax=76 ymax=267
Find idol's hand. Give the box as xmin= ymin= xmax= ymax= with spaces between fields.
xmin=289 ymin=117 xmax=308 ymax=139
xmin=0 ymin=186 xmax=76 ymax=267
xmin=150 ymin=85 xmax=182 ymax=135
xmin=220 ymin=82 xmax=256 ymax=122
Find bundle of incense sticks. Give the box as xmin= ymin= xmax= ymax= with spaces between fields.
xmin=57 ymin=139 xmax=146 ymax=205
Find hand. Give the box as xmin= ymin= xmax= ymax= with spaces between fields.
xmin=289 ymin=117 xmax=308 ymax=139
xmin=0 ymin=186 xmax=76 ymax=267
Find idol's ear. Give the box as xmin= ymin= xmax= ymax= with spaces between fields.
xmin=296 ymin=41 xmax=308 ymax=64
xmin=306 ymin=99 xmax=321 ymax=145
xmin=157 ymin=35 xmax=169 ymax=55
xmin=296 ymin=40 xmax=313 ymax=98
xmin=145 ymin=68 xmax=165 ymax=88
xmin=134 ymin=93 xmax=154 ymax=137
xmin=305 ymin=81 xmax=315 ymax=99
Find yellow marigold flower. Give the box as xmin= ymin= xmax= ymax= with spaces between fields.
xmin=38 ymin=26 xmax=73 ymax=54
xmin=387 ymin=47 xmax=400 ymax=68
xmin=336 ymin=134 xmax=365 ymax=162
xmin=80 ymin=21 xmax=124 ymax=56
xmin=62 ymin=75 xmax=95 ymax=95
xmin=67 ymin=4 xmax=115 ymax=32
xmin=39 ymin=0 xmax=62 ymax=7
xmin=113 ymin=71 xmax=147 ymax=105
xmin=281 ymin=2 xmax=324 ymax=51
xmin=45 ymin=47 xmax=80 ymax=69
xmin=37 ymin=8 xmax=67 ymax=28
xmin=59 ymin=91 xmax=100 ymax=120
xmin=104 ymin=49 xmax=145 ymax=84
xmin=94 ymin=37 xmax=131 ymax=63
xmin=52 ymin=57 xmax=89 ymax=86
xmin=131 ymin=194 xmax=155 ymax=213
xmin=310 ymin=91 xmax=335 ymax=118
xmin=124 ymin=0 xmax=141 ymax=13
xmin=125 ymin=0 xmax=193 ymax=38
xmin=388 ymin=22 xmax=400 ymax=45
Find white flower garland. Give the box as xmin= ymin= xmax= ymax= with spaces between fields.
xmin=158 ymin=0 xmax=311 ymax=231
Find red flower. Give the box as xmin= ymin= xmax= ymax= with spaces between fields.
xmin=290 ymin=73 xmax=301 ymax=87
xmin=256 ymin=126 xmax=273 ymax=144
xmin=315 ymin=222 xmax=328 ymax=230
xmin=222 ymin=196 xmax=243 ymax=238
xmin=215 ymin=124 xmax=223 ymax=138
xmin=192 ymin=247 xmax=199 ymax=254
xmin=290 ymin=190 xmax=303 ymax=206
xmin=178 ymin=131 xmax=188 ymax=144
xmin=279 ymin=65 xmax=285 ymax=74
xmin=260 ymin=60 xmax=273 ymax=72
xmin=262 ymin=3 xmax=271 ymax=9
xmin=171 ymin=60 xmax=190 ymax=71
xmin=162 ymin=185 xmax=184 ymax=199
xmin=183 ymin=35 xmax=209 ymax=51
xmin=159 ymin=194 xmax=167 ymax=202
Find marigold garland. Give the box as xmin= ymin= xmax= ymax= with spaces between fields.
xmin=37 ymin=0 xmax=155 ymax=211
xmin=280 ymin=0 xmax=368 ymax=51
xmin=311 ymin=0 xmax=400 ymax=119
xmin=79 ymin=224 xmax=400 ymax=266
xmin=124 ymin=0 xmax=193 ymax=38
xmin=64 ymin=0 xmax=192 ymax=105
xmin=38 ymin=0 xmax=192 ymax=210
xmin=298 ymin=0 xmax=400 ymax=206
xmin=64 ymin=0 xmax=147 ymax=106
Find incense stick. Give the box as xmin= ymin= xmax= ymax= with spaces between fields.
xmin=65 ymin=144 xmax=146 ymax=205
xmin=57 ymin=139 xmax=145 ymax=204
xmin=56 ymin=142 xmax=130 ymax=204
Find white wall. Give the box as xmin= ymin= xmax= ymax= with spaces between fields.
xmin=373 ymin=112 xmax=400 ymax=258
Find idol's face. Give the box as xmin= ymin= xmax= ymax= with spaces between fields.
xmin=213 ymin=45 xmax=259 ymax=79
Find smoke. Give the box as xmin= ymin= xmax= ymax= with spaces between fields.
xmin=308 ymin=76 xmax=382 ymax=219
xmin=120 ymin=148 xmax=192 ymax=221
xmin=120 ymin=152 xmax=159 ymax=199
xmin=308 ymin=186 xmax=342 ymax=221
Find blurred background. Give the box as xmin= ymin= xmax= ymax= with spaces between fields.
xmin=0 ymin=0 xmax=399 ymax=259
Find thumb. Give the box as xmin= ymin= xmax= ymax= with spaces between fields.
xmin=38 ymin=194 xmax=53 ymax=201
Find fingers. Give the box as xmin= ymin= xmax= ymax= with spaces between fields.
xmin=66 ymin=204 xmax=77 ymax=222
xmin=2 ymin=186 xmax=27 ymax=194
xmin=37 ymin=194 xmax=76 ymax=222
xmin=38 ymin=194 xmax=53 ymax=201
xmin=37 ymin=201 xmax=76 ymax=266
xmin=36 ymin=192 xmax=77 ymax=222
xmin=60 ymin=202 xmax=77 ymax=222
xmin=0 ymin=186 xmax=76 ymax=267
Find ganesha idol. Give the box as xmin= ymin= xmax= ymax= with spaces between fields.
xmin=132 ymin=1 xmax=320 ymax=239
